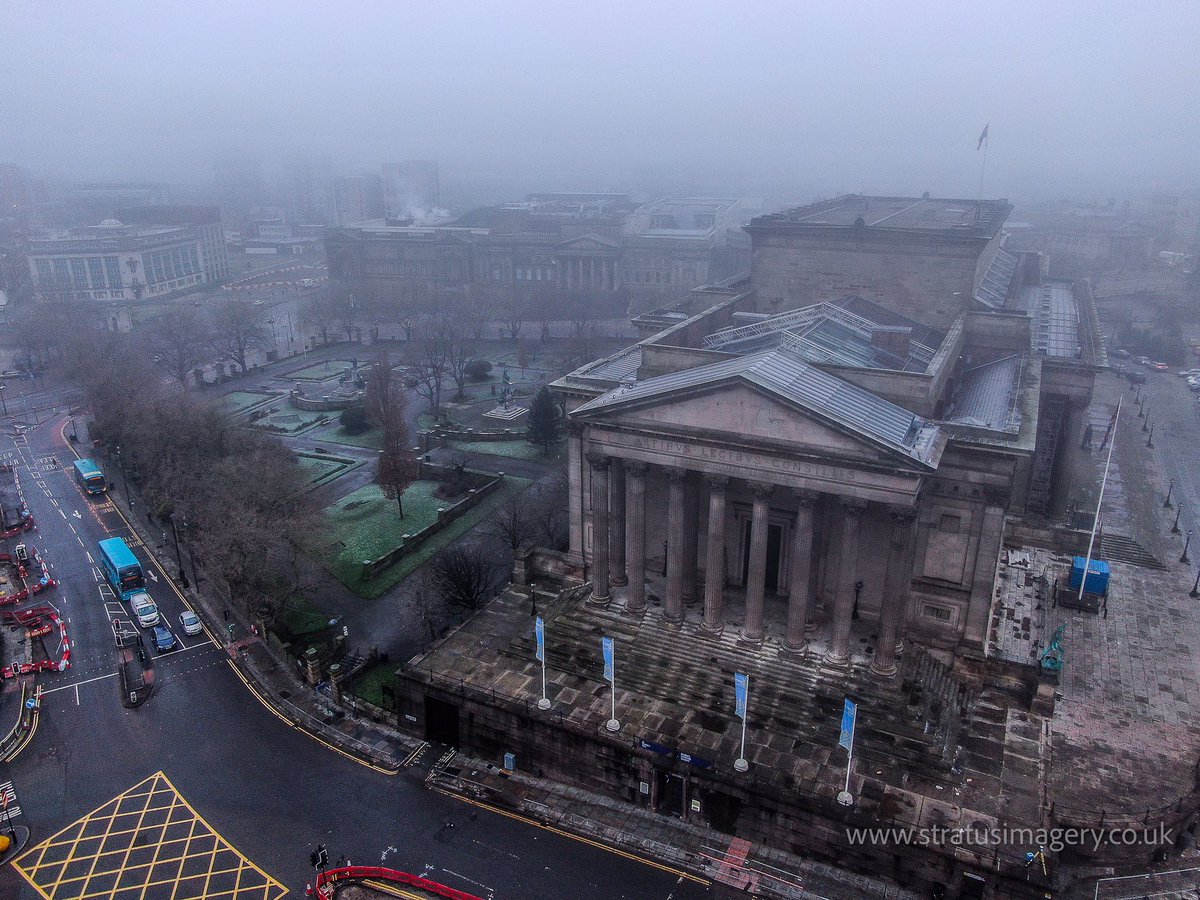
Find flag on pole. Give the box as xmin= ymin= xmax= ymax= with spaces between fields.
xmin=839 ymin=698 xmax=857 ymax=751
xmin=1097 ymin=405 xmax=1119 ymax=451
xmin=977 ymin=123 xmax=989 ymax=150
xmin=734 ymin=672 xmax=749 ymax=720
xmin=602 ymin=636 xmax=614 ymax=683
xmin=535 ymin=616 xmax=545 ymax=663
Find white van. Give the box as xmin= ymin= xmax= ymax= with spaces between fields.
xmin=128 ymin=591 xmax=160 ymax=628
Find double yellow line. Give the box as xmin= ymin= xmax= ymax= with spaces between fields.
xmin=430 ymin=785 xmax=709 ymax=886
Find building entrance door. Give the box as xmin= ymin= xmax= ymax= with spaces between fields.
xmin=655 ymin=771 xmax=685 ymax=818
xmin=741 ymin=522 xmax=784 ymax=591
xmin=423 ymin=696 xmax=461 ymax=747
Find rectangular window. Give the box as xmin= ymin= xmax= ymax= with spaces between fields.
xmin=923 ymin=604 xmax=953 ymax=622
xmin=35 ymin=259 xmax=53 ymax=281
xmin=87 ymin=257 xmax=105 ymax=288
xmin=70 ymin=258 xmax=89 ymax=289
xmin=939 ymin=514 xmax=961 ymax=533
xmin=105 ymin=257 xmax=122 ymax=289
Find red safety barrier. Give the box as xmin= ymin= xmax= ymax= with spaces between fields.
xmin=313 ymin=866 xmax=483 ymax=900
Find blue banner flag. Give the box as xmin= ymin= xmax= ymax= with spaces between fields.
xmin=734 ymin=672 xmax=749 ymax=720
xmin=839 ymin=698 xmax=857 ymax=751
xmin=535 ymin=616 xmax=545 ymax=663
xmin=602 ymin=636 xmax=614 ymax=683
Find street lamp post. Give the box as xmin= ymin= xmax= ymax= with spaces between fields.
xmin=170 ymin=515 xmax=189 ymax=589
xmin=1172 ymin=505 xmax=1183 ymax=534
xmin=1191 ymin=569 xmax=1200 ymax=598
xmin=1147 ymin=424 xmax=1154 ymax=448
xmin=0 ymin=384 xmax=7 ymax=417
xmin=114 ymin=445 xmax=132 ymax=510
xmin=1183 ymin=531 xmax=1194 ymax=565
xmin=1166 ymin=479 xmax=1176 ymax=509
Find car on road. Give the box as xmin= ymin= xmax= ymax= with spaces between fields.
xmin=128 ymin=591 xmax=160 ymax=627
xmin=1126 ymin=370 xmax=1146 ymax=385
xmin=1111 ymin=348 xmax=1131 ymax=359
xmin=1153 ymin=362 xmax=1170 ymax=372
xmin=1135 ymin=356 xmax=1153 ymax=367
xmin=1179 ymin=369 xmax=1200 ymax=378
xmin=152 ymin=625 xmax=177 ymax=653
xmin=179 ymin=610 xmax=202 ymax=636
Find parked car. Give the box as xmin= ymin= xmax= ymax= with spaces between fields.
xmin=1154 ymin=362 xmax=1170 ymax=372
xmin=152 ymin=625 xmax=177 ymax=653
xmin=1126 ymin=370 xmax=1147 ymax=385
xmin=1178 ymin=369 xmax=1200 ymax=377
xmin=1135 ymin=356 xmax=1153 ymax=366
xmin=1111 ymin=363 xmax=1128 ymax=376
xmin=179 ymin=610 xmax=202 ymax=636
xmin=1111 ymin=348 xmax=1131 ymax=359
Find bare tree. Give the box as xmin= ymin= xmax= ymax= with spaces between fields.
xmin=147 ymin=308 xmax=208 ymax=386
xmin=367 ymin=352 xmax=418 ymax=517
xmin=209 ymin=300 xmax=267 ymax=374
xmin=299 ymin=291 xmax=340 ymax=346
xmin=429 ymin=545 xmax=500 ymax=609
xmin=487 ymin=491 xmax=540 ymax=551
xmin=410 ymin=316 xmax=453 ymax=416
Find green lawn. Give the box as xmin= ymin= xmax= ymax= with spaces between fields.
xmin=350 ymin=662 xmax=399 ymax=709
xmin=252 ymin=407 xmax=329 ymax=434
xmin=221 ymin=390 xmax=280 ymax=415
xmin=309 ymin=423 xmax=385 ymax=450
xmin=319 ymin=475 xmax=531 ymax=598
xmin=295 ymin=452 xmax=360 ymax=490
xmin=449 ymin=438 xmax=546 ymax=461
xmin=285 ymin=359 xmax=361 ymax=381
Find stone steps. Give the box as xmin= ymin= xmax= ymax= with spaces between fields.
xmin=510 ymin=603 xmax=954 ymax=773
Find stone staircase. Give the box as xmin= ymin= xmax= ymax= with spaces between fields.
xmin=506 ymin=601 xmax=969 ymax=781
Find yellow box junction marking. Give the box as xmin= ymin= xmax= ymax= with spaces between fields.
xmin=14 ymin=771 xmax=286 ymax=900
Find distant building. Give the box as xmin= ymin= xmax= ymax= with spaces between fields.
xmin=288 ymin=158 xmax=337 ymax=226
xmin=381 ymin=161 xmax=440 ymax=220
xmin=334 ymin=174 xmax=385 ymax=225
xmin=114 ymin=205 xmax=231 ymax=284
xmin=1005 ymin=206 xmax=1154 ymax=277
xmin=326 ymin=192 xmax=752 ymax=318
xmin=27 ymin=219 xmax=221 ymax=302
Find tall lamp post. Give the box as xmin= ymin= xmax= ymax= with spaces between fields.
xmin=170 ymin=514 xmax=189 ymax=589
xmin=113 ymin=445 xmax=132 ymax=510
xmin=0 ymin=383 xmax=7 ymax=417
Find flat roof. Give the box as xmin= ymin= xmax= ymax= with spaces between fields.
xmin=749 ymin=195 xmax=1011 ymax=239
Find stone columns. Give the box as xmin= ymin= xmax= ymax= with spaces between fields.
xmin=741 ymin=481 xmax=773 ymax=645
xmin=663 ymin=468 xmax=687 ymax=624
xmin=825 ymin=497 xmax=867 ymax=665
xmin=566 ymin=424 xmax=584 ymax=565
xmin=784 ymin=490 xmax=819 ymax=651
xmin=702 ymin=475 xmax=729 ymax=634
xmin=587 ymin=452 xmax=611 ymax=605
xmin=682 ymin=473 xmax=699 ymax=604
xmin=624 ymin=462 xmax=647 ymax=613
xmin=609 ymin=459 xmax=627 ymax=586
xmin=871 ymin=507 xmax=917 ymax=676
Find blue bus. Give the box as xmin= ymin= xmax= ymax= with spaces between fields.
xmin=98 ymin=537 xmax=144 ymax=600
xmin=73 ymin=458 xmax=107 ymax=495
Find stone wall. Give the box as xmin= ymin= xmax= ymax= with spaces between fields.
xmin=289 ymin=390 xmax=362 ymax=412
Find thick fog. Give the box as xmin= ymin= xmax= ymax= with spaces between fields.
xmin=2 ymin=0 xmax=1196 ymax=201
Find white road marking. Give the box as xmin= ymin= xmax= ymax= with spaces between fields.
xmin=41 ymin=671 xmax=118 ymax=695
xmin=71 ymin=511 xmax=81 ymax=519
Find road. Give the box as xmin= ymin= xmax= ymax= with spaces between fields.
xmin=0 ymin=410 xmax=719 ymax=899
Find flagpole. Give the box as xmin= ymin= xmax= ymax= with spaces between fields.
xmin=536 ymin=616 xmax=550 ymax=710
xmin=734 ymin=673 xmax=749 ymax=772
xmin=604 ymin=637 xmax=620 ymax=732
xmin=1079 ymin=397 xmax=1122 ymax=604
xmin=976 ymin=129 xmax=989 ymax=223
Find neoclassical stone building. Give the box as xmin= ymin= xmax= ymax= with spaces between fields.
xmin=555 ymin=195 xmax=1102 ymax=664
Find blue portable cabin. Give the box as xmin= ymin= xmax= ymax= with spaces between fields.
xmin=1068 ymin=556 xmax=1110 ymax=596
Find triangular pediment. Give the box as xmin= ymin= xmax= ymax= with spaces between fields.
xmin=581 ymin=382 xmax=913 ymax=466
xmin=556 ymin=233 xmax=621 ymax=253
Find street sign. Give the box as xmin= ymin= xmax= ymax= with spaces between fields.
xmin=839 ymin=698 xmax=857 ymax=751
xmin=0 ymin=780 xmax=22 ymax=819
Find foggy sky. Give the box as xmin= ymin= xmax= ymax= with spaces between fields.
xmin=2 ymin=1 xmax=1197 ymax=203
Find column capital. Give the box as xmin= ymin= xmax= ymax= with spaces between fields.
xmin=625 ymin=460 xmax=647 ymax=478
xmin=747 ymin=480 xmax=774 ymax=499
xmin=704 ymin=473 xmax=729 ymax=490
xmin=666 ymin=466 xmax=688 ymax=484
xmin=840 ymin=496 xmax=868 ymax=515
xmin=586 ymin=451 xmax=610 ymax=471
xmin=792 ymin=488 xmax=819 ymax=508
xmin=566 ymin=420 xmax=585 ymax=437
xmin=887 ymin=505 xmax=918 ymax=526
